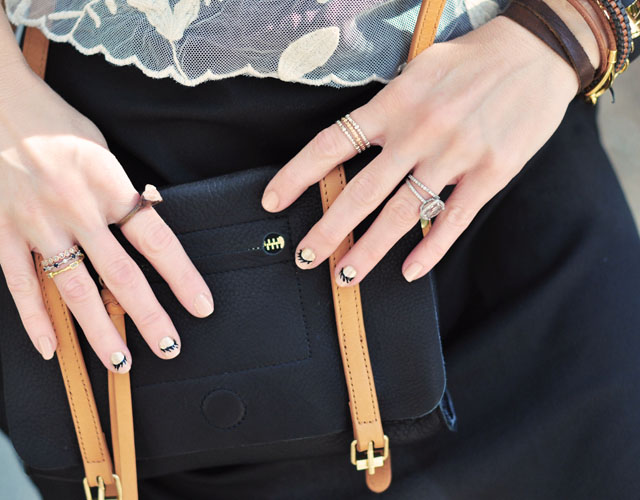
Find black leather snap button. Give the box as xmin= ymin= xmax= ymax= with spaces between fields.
xmin=201 ymin=389 xmax=246 ymax=429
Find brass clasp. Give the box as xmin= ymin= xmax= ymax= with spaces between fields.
xmin=83 ymin=474 xmax=122 ymax=500
xmin=350 ymin=435 xmax=389 ymax=475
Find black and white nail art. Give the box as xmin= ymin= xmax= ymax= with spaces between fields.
xmin=296 ymin=248 xmax=316 ymax=265
xmin=338 ymin=265 xmax=357 ymax=284
xmin=159 ymin=336 xmax=180 ymax=355
xmin=110 ymin=351 xmax=128 ymax=371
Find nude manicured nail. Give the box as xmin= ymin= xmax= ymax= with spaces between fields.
xmin=337 ymin=265 xmax=357 ymax=285
xmin=159 ymin=336 xmax=180 ymax=358
xmin=110 ymin=351 xmax=128 ymax=371
xmin=296 ymin=247 xmax=316 ymax=266
xmin=194 ymin=293 xmax=214 ymax=317
xmin=262 ymin=190 xmax=279 ymax=211
xmin=403 ymin=262 xmax=423 ymax=282
xmin=37 ymin=336 xmax=55 ymax=360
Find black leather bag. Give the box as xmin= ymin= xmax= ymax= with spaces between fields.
xmin=0 ymin=149 xmax=453 ymax=480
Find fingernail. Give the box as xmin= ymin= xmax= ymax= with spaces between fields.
xmin=194 ymin=293 xmax=214 ymax=317
xmin=262 ymin=190 xmax=279 ymax=212
xmin=403 ymin=262 xmax=423 ymax=282
xmin=337 ymin=265 xmax=357 ymax=286
xmin=159 ymin=336 xmax=180 ymax=358
xmin=37 ymin=336 xmax=55 ymax=360
xmin=110 ymin=351 xmax=129 ymax=371
xmin=296 ymin=247 xmax=316 ymax=266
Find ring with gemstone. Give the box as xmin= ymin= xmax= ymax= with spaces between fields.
xmin=41 ymin=245 xmax=85 ymax=278
xmin=116 ymin=184 xmax=163 ymax=228
xmin=405 ymin=174 xmax=445 ymax=222
xmin=335 ymin=113 xmax=371 ymax=154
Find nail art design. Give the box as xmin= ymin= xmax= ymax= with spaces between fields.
xmin=296 ymin=247 xmax=316 ymax=265
xmin=110 ymin=351 xmax=128 ymax=371
xmin=159 ymin=336 xmax=180 ymax=355
xmin=338 ymin=265 xmax=357 ymax=284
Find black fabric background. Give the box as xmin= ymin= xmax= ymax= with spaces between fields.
xmin=4 ymin=40 xmax=640 ymax=499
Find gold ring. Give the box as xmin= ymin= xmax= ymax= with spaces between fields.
xmin=41 ymin=246 xmax=86 ymax=279
xmin=335 ymin=113 xmax=371 ymax=154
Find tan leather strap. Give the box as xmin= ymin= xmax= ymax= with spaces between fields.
xmin=103 ymin=289 xmax=138 ymax=500
xmin=33 ymin=254 xmax=119 ymax=497
xmin=319 ymin=1 xmax=444 ymax=492
xmin=22 ymin=26 xmax=49 ymax=78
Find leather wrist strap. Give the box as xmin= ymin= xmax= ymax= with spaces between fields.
xmin=567 ymin=0 xmax=618 ymax=79
xmin=501 ymin=0 xmax=596 ymax=92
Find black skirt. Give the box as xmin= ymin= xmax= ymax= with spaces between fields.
xmin=10 ymin=41 xmax=640 ymax=499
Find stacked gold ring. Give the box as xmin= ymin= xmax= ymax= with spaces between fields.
xmin=335 ymin=113 xmax=371 ymax=154
xmin=41 ymin=245 xmax=86 ymax=278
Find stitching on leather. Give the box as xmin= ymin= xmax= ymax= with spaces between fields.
xmin=286 ymin=217 xmax=313 ymax=361
xmin=322 ymin=168 xmax=376 ymax=425
xmin=37 ymin=263 xmax=106 ymax=464
xmin=413 ymin=0 xmax=446 ymax=59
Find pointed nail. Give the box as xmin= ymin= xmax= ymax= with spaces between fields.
xmin=194 ymin=293 xmax=214 ymax=317
xmin=403 ymin=262 xmax=423 ymax=282
xmin=296 ymin=247 xmax=316 ymax=266
xmin=262 ymin=190 xmax=279 ymax=212
xmin=110 ymin=351 xmax=128 ymax=371
xmin=37 ymin=336 xmax=55 ymax=360
xmin=159 ymin=336 xmax=180 ymax=358
xmin=337 ymin=265 xmax=357 ymax=285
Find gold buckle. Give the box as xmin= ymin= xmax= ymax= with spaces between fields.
xmin=82 ymin=474 xmax=122 ymax=500
xmin=350 ymin=435 xmax=389 ymax=475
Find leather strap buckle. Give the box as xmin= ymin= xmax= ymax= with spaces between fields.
xmin=350 ymin=436 xmax=390 ymax=475
xmin=83 ymin=474 xmax=122 ymax=500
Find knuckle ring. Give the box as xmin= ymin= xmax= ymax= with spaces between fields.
xmin=335 ymin=113 xmax=371 ymax=154
xmin=41 ymin=244 xmax=85 ymax=279
xmin=405 ymin=173 xmax=446 ymax=222
xmin=116 ymin=184 xmax=163 ymax=228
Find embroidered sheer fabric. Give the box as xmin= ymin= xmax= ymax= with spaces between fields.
xmin=6 ymin=0 xmax=510 ymax=87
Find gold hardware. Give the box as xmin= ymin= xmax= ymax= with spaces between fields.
xmin=262 ymin=233 xmax=285 ymax=254
xmin=627 ymin=0 xmax=640 ymax=39
xmin=350 ymin=435 xmax=390 ymax=475
xmin=83 ymin=474 xmax=122 ymax=500
xmin=584 ymin=49 xmax=617 ymax=105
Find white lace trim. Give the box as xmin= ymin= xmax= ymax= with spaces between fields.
xmin=7 ymin=0 xmax=426 ymax=87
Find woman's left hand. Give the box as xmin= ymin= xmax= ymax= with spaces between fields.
xmin=261 ymin=15 xmax=581 ymax=286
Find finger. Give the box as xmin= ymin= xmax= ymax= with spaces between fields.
xmin=261 ymin=106 xmax=384 ymax=212
xmin=0 ymin=223 xmax=57 ymax=360
xmin=401 ymin=169 xmax=496 ymax=282
xmin=41 ymin=239 xmax=133 ymax=373
xmin=80 ymin=228 xmax=182 ymax=360
xmin=118 ymin=205 xmax=214 ymax=318
xmin=332 ymin=165 xmax=450 ymax=287
xmin=293 ymin=146 xmax=416 ymax=272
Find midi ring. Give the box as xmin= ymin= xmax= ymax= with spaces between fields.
xmin=335 ymin=113 xmax=371 ymax=154
xmin=405 ymin=174 xmax=445 ymax=221
xmin=116 ymin=184 xmax=163 ymax=228
xmin=41 ymin=245 xmax=86 ymax=278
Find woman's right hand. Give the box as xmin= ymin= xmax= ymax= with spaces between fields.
xmin=0 ymin=63 xmax=214 ymax=372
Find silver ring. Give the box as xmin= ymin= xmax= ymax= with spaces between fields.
xmin=405 ymin=174 xmax=445 ymax=221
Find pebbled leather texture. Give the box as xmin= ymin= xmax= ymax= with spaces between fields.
xmin=0 ymin=151 xmax=449 ymax=478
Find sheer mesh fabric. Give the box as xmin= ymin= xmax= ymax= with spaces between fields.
xmin=6 ymin=0 xmax=510 ymax=87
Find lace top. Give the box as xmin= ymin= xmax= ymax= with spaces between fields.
xmin=6 ymin=0 xmax=510 ymax=87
